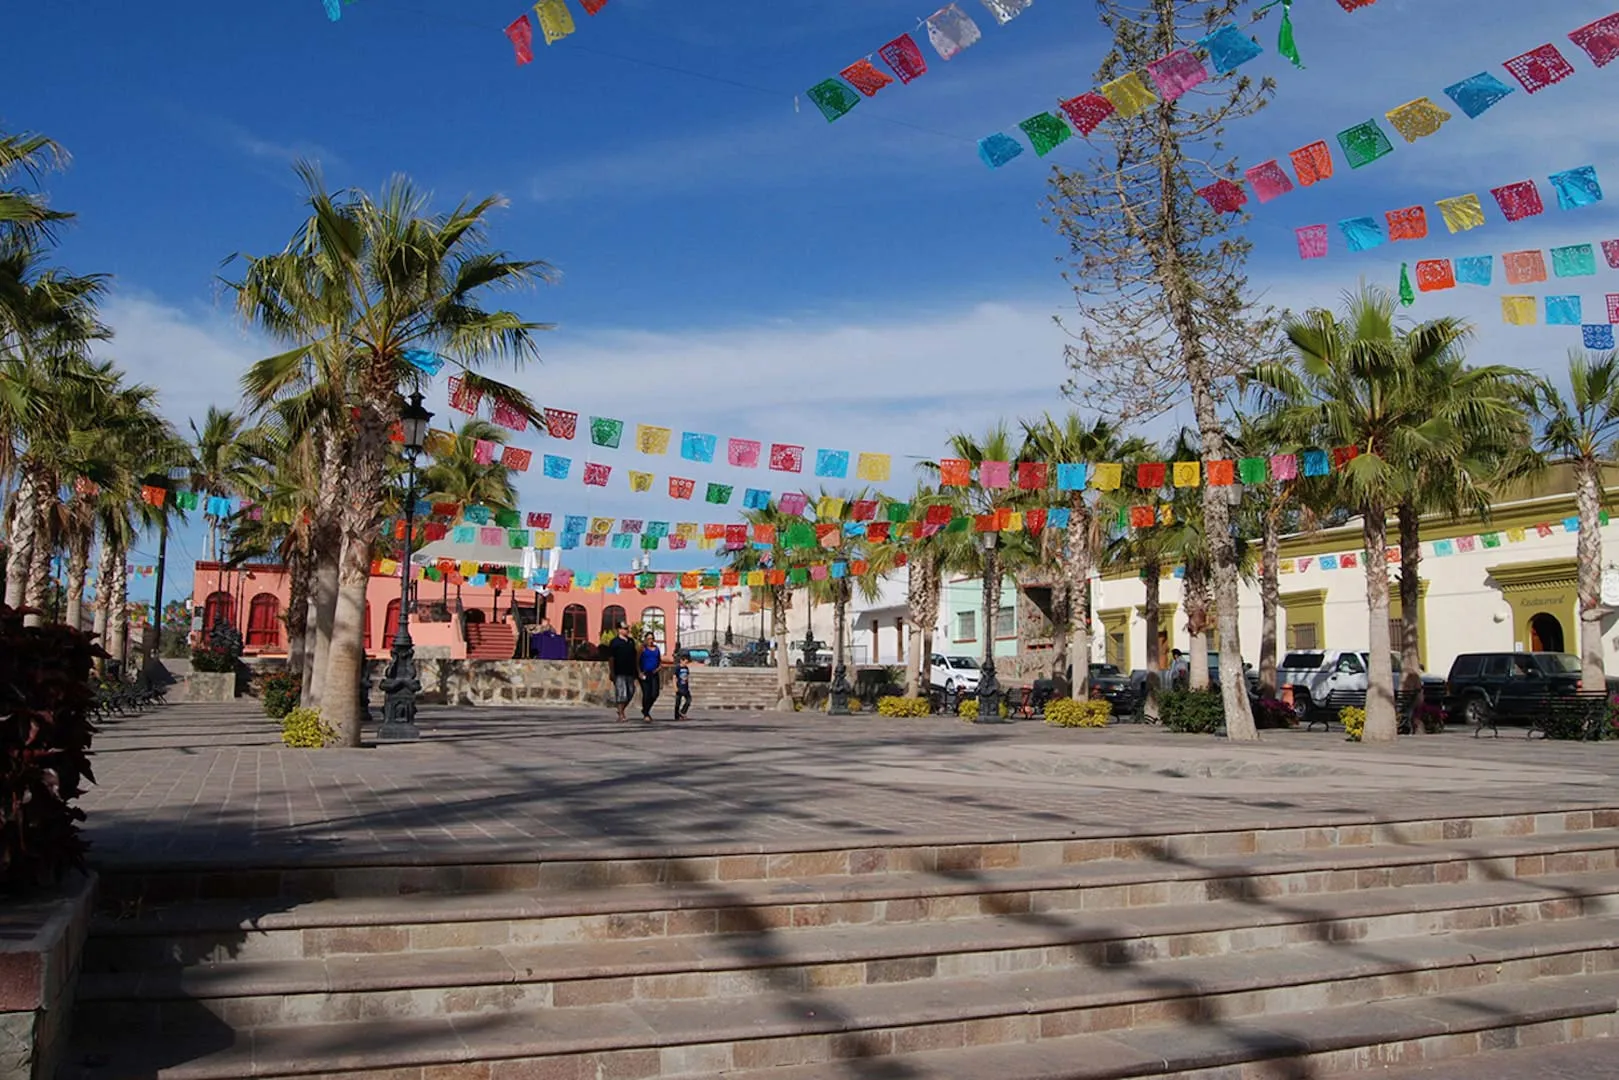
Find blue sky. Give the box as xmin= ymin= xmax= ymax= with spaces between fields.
xmin=8 ymin=0 xmax=1619 ymax=599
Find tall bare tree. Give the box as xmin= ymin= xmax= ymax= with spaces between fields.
xmin=1047 ymin=0 xmax=1276 ymax=740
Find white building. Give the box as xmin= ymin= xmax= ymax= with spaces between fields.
xmin=1088 ymin=468 xmax=1619 ymax=678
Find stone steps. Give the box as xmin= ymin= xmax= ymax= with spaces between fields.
xmin=682 ymin=670 xmax=780 ymax=710
xmin=63 ymin=809 xmax=1619 ymax=1078
xmin=75 ymin=874 xmax=1619 ymax=1029
xmin=93 ymin=808 xmax=1619 ymax=903
xmin=61 ymin=926 xmax=1619 ymax=1078
xmin=84 ymin=830 xmax=1619 ymax=970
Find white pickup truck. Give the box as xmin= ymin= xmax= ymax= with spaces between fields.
xmin=1277 ymin=649 xmax=1442 ymax=722
xmin=1276 ymin=650 xmax=1376 ymax=721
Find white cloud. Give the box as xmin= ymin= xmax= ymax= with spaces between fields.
xmin=95 ymin=292 xmax=270 ymax=433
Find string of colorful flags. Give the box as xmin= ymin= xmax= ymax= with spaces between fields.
xmin=501 ymin=0 xmax=610 ymax=64
xmin=1291 ymin=164 xmax=1602 ymax=260
xmin=973 ymin=20 xmax=1271 ymax=169
xmin=1265 ymin=512 xmax=1612 ymax=579
xmin=1211 ymin=13 xmax=1619 ymax=206
xmin=803 ymin=1 xmax=1039 ymax=125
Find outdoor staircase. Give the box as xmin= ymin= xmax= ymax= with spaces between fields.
xmin=464 ymin=621 xmax=515 ymax=662
xmin=61 ymin=809 xmax=1619 ymax=1078
xmin=684 ymin=667 xmax=782 ymax=711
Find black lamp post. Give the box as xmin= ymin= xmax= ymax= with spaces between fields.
xmin=378 ymin=390 xmax=432 ymax=741
xmin=977 ymin=530 xmax=1005 ymax=722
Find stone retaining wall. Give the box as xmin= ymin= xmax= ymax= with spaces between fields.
xmin=418 ymin=659 xmax=614 ymax=707
xmin=0 ymin=872 xmax=94 ymax=1080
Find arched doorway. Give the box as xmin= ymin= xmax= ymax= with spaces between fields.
xmin=246 ymin=593 xmax=281 ymax=648
xmin=1529 ymin=612 xmax=1566 ymax=652
xmin=203 ymin=591 xmax=235 ymax=632
xmin=362 ymin=602 xmax=373 ymax=651
xmin=464 ymin=609 xmax=487 ymax=625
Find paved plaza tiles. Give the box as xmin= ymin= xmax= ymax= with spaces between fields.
xmin=82 ymin=702 xmax=1619 ymax=871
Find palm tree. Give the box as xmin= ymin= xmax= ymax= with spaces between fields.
xmin=1019 ymin=414 xmax=1149 ymax=697
xmin=228 ymin=164 xmax=556 ymax=746
xmin=420 ymin=419 xmax=515 ymax=510
xmin=724 ymin=501 xmax=799 ymax=709
xmin=1393 ymin=353 xmax=1528 ymax=697
xmin=1520 ymin=349 xmax=1619 ymax=690
xmin=923 ymin=424 xmax=1027 ymax=692
xmin=1 ymin=248 xmax=110 ymax=620
xmin=0 ymin=130 xmax=69 ymax=250
xmin=1255 ymin=286 xmax=1475 ymax=743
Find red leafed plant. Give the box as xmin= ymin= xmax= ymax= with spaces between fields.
xmin=0 ymin=603 xmax=99 ymax=891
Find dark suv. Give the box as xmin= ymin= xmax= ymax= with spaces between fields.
xmin=1445 ymin=652 xmax=1584 ymax=727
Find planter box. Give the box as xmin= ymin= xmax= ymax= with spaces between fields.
xmin=181 ymin=672 xmax=237 ymax=703
xmin=0 ymin=871 xmax=94 ymax=1080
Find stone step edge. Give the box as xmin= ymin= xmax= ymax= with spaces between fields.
xmin=75 ymin=872 xmax=1619 ymax=1003
xmin=707 ymin=975 xmax=1619 ymax=1080
xmin=87 ymin=806 xmax=1619 ymax=875
xmin=65 ymin=941 xmax=1619 ymax=1079
xmin=88 ymin=832 xmax=1619 ymax=937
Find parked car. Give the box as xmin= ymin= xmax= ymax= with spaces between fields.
xmin=1444 ymin=652 xmax=1587 ymax=727
xmin=1279 ymin=649 xmax=1445 ymax=721
xmin=1087 ymin=663 xmax=1137 ymax=714
xmin=929 ymin=654 xmax=982 ymax=695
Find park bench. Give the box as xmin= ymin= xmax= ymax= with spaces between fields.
xmin=1303 ymin=690 xmax=1425 ymax=733
xmin=1531 ymin=690 xmax=1611 ymax=741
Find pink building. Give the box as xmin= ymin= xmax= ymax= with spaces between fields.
xmin=188 ymin=561 xmax=682 ymax=661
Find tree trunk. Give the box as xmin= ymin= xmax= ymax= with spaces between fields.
xmin=64 ymin=524 xmax=91 ymax=632
xmin=25 ymin=475 xmax=54 ymax=624
xmin=1361 ymin=506 xmax=1398 ymax=742
xmin=1142 ymin=559 xmax=1161 ymax=722
xmin=1259 ymin=507 xmax=1281 ymax=697
xmin=1065 ymin=501 xmax=1092 ymax=698
xmin=772 ymin=587 xmax=793 ymax=710
xmin=286 ymin=547 xmax=310 ymax=678
xmin=320 ymin=414 xmax=388 ymax=746
xmin=106 ymin=540 xmax=129 ymax=676
xmin=1047 ymin=583 xmax=1072 ymax=694
xmin=1397 ymin=501 xmax=1423 ymax=698
xmin=5 ymin=471 xmax=38 ymax=613
xmin=93 ymin=535 xmax=115 ymax=674
xmin=304 ymin=434 xmax=347 ymax=706
xmin=1575 ymin=458 xmax=1607 ymax=690
xmin=1185 ymin=567 xmax=1211 ymax=691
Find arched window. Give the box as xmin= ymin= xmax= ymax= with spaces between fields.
xmin=383 ymin=599 xmax=402 ymax=648
xmin=246 ymin=593 xmax=281 ymax=648
xmin=640 ymin=606 xmax=667 ymax=650
xmin=562 ymin=604 xmax=590 ymax=647
xmin=203 ymin=591 xmax=235 ymax=632
xmin=601 ymin=605 xmax=628 ymax=634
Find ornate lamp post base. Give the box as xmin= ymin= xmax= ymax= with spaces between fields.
xmin=977 ymin=660 xmax=1006 ymax=722
xmin=377 ymin=640 xmax=422 ymax=741
xmin=827 ymin=664 xmax=853 ymax=716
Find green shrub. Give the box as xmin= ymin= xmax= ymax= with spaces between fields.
xmin=260 ymin=670 xmax=300 ymax=719
xmin=1045 ymin=699 xmax=1111 ymax=728
xmin=0 ymin=603 xmax=99 ymax=890
xmin=958 ymin=698 xmax=1009 ymax=722
xmin=1160 ymin=690 xmax=1224 ymax=734
xmin=1340 ymin=706 xmax=1366 ymax=742
xmin=281 ymin=706 xmax=336 ymax=749
xmin=877 ymin=696 xmax=931 ymax=718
